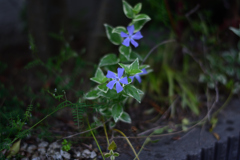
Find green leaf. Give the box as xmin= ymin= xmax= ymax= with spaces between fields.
xmin=112 ymin=104 xmax=123 ymax=122
xmin=108 ymin=141 xmax=117 ymax=151
xmin=139 ymin=64 xmax=150 ymax=70
xmin=110 ymin=150 xmax=114 ymax=155
xmin=104 ymin=153 xmax=111 ymax=158
xmin=109 ymin=121 xmax=116 ymax=129
xmin=119 ymin=58 xmax=142 ymax=76
xmin=93 ymin=116 xmax=103 ymax=126
xmin=84 ymin=88 xmax=100 ymax=100
xmin=119 ymin=45 xmax=132 ymax=60
xmin=110 ymin=156 xmax=115 ymax=160
xmin=128 ymin=77 xmax=132 ymax=83
xmin=215 ymin=74 xmax=227 ymax=85
xmin=104 ymin=24 xmax=122 ymax=45
xmin=113 ymin=152 xmax=120 ymax=157
xmin=153 ymin=127 xmax=167 ymax=134
xmin=99 ymin=54 xmax=119 ymax=67
xmin=130 ymin=51 xmax=143 ymax=61
xmin=119 ymin=112 xmax=131 ymax=123
xmin=97 ymin=83 xmax=109 ymax=93
xmin=133 ymin=3 xmax=142 ymax=14
xmin=98 ymin=89 xmax=119 ymax=99
xmin=182 ymin=118 xmax=189 ymax=125
xmin=229 ymin=26 xmax=240 ymax=37
xmin=119 ymin=53 xmax=129 ymax=63
xmin=112 ymin=26 xmax=127 ymax=34
xmin=136 ymin=88 xmax=144 ymax=95
xmin=130 ymin=14 xmax=151 ymax=32
xmin=100 ymin=108 xmax=112 ymax=117
xmin=90 ymin=68 xmax=108 ymax=84
xmin=122 ymin=0 xmax=134 ymax=19
xmin=132 ymin=14 xmax=151 ymax=22
xmin=124 ymin=84 xmax=141 ymax=103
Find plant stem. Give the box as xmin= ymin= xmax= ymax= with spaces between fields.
xmin=113 ymin=129 xmax=139 ymax=160
xmin=212 ymin=91 xmax=233 ymax=118
xmin=87 ymin=118 xmax=105 ymax=160
xmin=141 ymin=39 xmax=175 ymax=65
xmin=134 ymin=132 xmax=156 ymax=160
xmin=103 ymin=123 xmax=109 ymax=147
xmin=8 ymin=100 xmax=72 ymax=147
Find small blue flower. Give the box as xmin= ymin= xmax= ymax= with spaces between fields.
xmin=106 ymin=68 xmax=128 ymax=93
xmin=120 ymin=25 xmax=143 ymax=48
xmin=129 ymin=68 xmax=147 ymax=83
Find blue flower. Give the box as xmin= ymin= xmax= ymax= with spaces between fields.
xmin=120 ymin=25 xmax=143 ymax=48
xmin=129 ymin=68 xmax=147 ymax=83
xmin=106 ymin=68 xmax=128 ymax=93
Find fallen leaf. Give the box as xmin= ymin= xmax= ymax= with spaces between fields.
xmin=213 ymin=132 xmax=220 ymax=140
xmin=6 ymin=139 xmax=21 ymax=158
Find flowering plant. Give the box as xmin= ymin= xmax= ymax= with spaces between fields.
xmin=84 ymin=0 xmax=151 ymax=126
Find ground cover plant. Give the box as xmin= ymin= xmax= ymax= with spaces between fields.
xmin=0 ymin=0 xmax=240 ymax=159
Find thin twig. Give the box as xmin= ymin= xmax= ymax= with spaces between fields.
xmin=182 ymin=47 xmax=219 ymax=119
xmin=141 ymin=39 xmax=175 ymax=65
xmin=137 ymin=125 xmax=164 ymax=136
xmin=179 ymin=128 xmax=196 ymax=140
xmin=56 ymin=113 xmax=208 ymax=139
xmin=185 ymin=4 xmax=200 ymax=17
xmin=57 ymin=118 xmax=111 ymax=142
xmin=207 ymin=82 xmax=219 ymax=120
xmin=137 ymin=97 xmax=179 ymax=136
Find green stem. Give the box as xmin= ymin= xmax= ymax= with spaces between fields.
xmin=103 ymin=123 xmax=109 ymax=147
xmin=8 ymin=100 xmax=72 ymax=148
xmin=114 ymin=129 xmax=139 ymax=160
xmin=87 ymin=118 xmax=105 ymax=160
xmin=134 ymin=132 xmax=156 ymax=160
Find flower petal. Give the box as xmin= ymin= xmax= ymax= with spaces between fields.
xmin=116 ymin=82 xmax=123 ymax=93
xmin=120 ymin=32 xmax=128 ymax=38
xmin=127 ymin=25 xmax=134 ymax=36
xmin=106 ymin=80 xmax=116 ymax=89
xmin=130 ymin=39 xmax=139 ymax=48
xmin=129 ymin=76 xmax=134 ymax=81
xmin=119 ymin=77 xmax=128 ymax=84
xmin=132 ymin=31 xmax=143 ymax=40
xmin=117 ymin=68 xmax=124 ymax=79
xmin=141 ymin=68 xmax=147 ymax=74
xmin=106 ymin=70 xmax=117 ymax=79
xmin=135 ymin=75 xmax=141 ymax=83
xmin=122 ymin=37 xmax=130 ymax=47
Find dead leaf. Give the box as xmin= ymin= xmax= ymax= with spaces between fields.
xmin=131 ymin=126 xmax=138 ymax=133
xmin=6 ymin=139 xmax=21 ymax=158
xmin=213 ymin=132 xmax=220 ymax=140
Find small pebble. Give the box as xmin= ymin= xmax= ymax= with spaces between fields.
xmin=38 ymin=141 xmax=49 ymax=148
xmin=49 ymin=142 xmax=61 ymax=149
xmin=82 ymin=149 xmax=91 ymax=158
xmin=38 ymin=147 xmax=46 ymax=155
xmin=51 ymin=151 xmax=63 ymax=160
xmin=90 ymin=151 xmax=97 ymax=158
xmin=74 ymin=150 xmax=81 ymax=158
xmin=27 ymin=145 xmax=37 ymax=153
xmin=61 ymin=149 xmax=71 ymax=159
xmin=32 ymin=152 xmax=40 ymax=160
xmin=20 ymin=143 xmax=28 ymax=151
